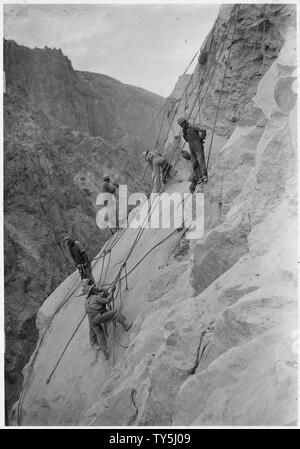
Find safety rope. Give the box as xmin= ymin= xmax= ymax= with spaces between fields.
xmin=167 ymin=226 xmax=187 ymax=265
xmin=16 ymin=274 xmax=82 ymax=425
xmin=98 ymin=6 xmax=238 ymax=272
xmin=46 ymin=313 xmax=86 ymax=385
xmin=98 ymin=15 xmax=230 ymax=258
xmin=162 ymin=7 xmax=238 ymax=182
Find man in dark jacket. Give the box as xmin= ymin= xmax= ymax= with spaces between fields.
xmin=82 ymin=279 xmax=132 ymax=359
xmin=177 ymin=117 xmax=208 ymax=184
xmin=64 ymin=234 xmax=95 ymax=284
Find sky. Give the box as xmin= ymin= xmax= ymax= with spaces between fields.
xmin=3 ymin=3 xmax=219 ymax=97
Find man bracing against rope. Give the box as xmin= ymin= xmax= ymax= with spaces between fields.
xmin=64 ymin=234 xmax=95 ymax=284
xmin=82 ymin=279 xmax=132 ymax=360
xmin=101 ymin=174 xmax=120 ymax=233
xmin=177 ymin=117 xmax=208 ymax=190
xmin=142 ymin=150 xmax=172 ymax=193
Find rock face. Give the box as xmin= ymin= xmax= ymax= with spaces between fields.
xmin=4 ymin=39 xmax=165 ymax=411
xmin=10 ymin=4 xmax=297 ymax=426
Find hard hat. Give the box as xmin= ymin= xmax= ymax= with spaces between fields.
xmin=142 ymin=150 xmax=149 ymax=160
xmin=177 ymin=117 xmax=187 ymax=126
xmin=103 ymin=174 xmax=110 ymax=181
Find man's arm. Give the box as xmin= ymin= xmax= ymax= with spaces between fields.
xmin=104 ymin=285 xmax=116 ymax=304
xmin=76 ymin=241 xmax=90 ymax=263
xmin=93 ymin=296 xmax=108 ymax=307
xmin=105 ymin=292 xmax=114 ymax=304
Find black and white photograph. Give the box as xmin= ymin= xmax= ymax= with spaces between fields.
xmin=1 ymin=0 xmax=298 ymax=431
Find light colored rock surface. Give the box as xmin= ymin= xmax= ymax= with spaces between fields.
xmin=12 ymin=4 xmax=297 ymax=426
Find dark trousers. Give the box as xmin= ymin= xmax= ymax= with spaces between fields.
xmin=78 ymin=262 xmax=95 ymax=284
xmin=89 ymin=321 xmax=108 ymax=352
xmin=189 ymin=140 xmax=208 ymax=179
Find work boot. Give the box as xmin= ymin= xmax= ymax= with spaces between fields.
xmin=103 ymin=350 xmax=110 ymax=360
xmin=124 ymin=320 xmax=133 ymax=332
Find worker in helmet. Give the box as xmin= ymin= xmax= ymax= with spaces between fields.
xmin=177 ymin=117 xmax=208 ymax=185
xmin=101 ymin=174 xmax=119 ymax=195
xmin=82 ymin=279 xmax=132 ymax=360
xmin=64 ymin=234 xmax=95 ymax=284
xmin=101 ymin=174 xmax=120 ymax=231
xmin=142 ymin=150 xmax=172 ymax=194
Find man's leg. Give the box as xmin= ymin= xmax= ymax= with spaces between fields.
xmin=85 ymin=262 xmax=95 ymax=284
xmin=116 ymin=312 xmax=133 ymax=331
xmin=92 ymin=309 xmax=118 ymax=325
xmin=189 ymin=148 xmax=202 ymax=181
xmin=195 ymin=141 xmax=208 ymax=180
xmin=78 ymin=264 xmax=85 ymax=280
xmin=89 ymin=321 xmax=100 ymax=350
xmin=94 ymin=325 xmax=110 ymax=360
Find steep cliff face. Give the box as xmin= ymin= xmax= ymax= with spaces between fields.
xmin=4 ymin=40 xmax=164 ymax=410
xmin=11 ymin=4 xmax=297 ymax=426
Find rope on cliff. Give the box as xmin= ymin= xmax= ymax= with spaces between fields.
xmin=95 ymin=22 xmax=227 ymax=258
xmin=164 ymin=7 xmax=238 ymax=181
xmin=15 ymin=245 xmax=108 ymax=425
xmin=46 ymin=313 xmax=86 ymax=385
xmin=122 ymin=14 xmax=238 ymax=259
xmin=206 ymin=5 xmax=240 ymax=170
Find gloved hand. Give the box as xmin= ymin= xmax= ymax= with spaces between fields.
xmin=181 ymin=150 xmax=191 ymax=161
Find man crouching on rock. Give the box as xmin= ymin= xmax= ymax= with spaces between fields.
xmin=82 ymin=279 xmax=132 ymax=360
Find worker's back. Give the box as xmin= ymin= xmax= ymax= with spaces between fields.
xmin=101 ymin=180 xmax=118 ymax=195
xmin=68 ymin=240 xmax=87 ymax=265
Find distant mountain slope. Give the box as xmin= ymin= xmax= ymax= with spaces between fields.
xmin=4 ymin=39 xmax=165 ymax=147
